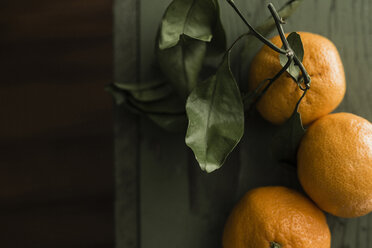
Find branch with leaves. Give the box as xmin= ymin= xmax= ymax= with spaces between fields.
xmin=107 ymin=0 xmax=308 ymax=172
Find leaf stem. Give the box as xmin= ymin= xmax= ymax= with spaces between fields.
xmin=227 ymin=1 xmax=311 ymax=114
xmin=293 ymin=55 xmax=311 ymax=87
xmin=226 ymin=1 xmax=311 ymax=87
xmin=294 ymin=87 xmax=308 ymax=112
xmin=226 ymin=32 xmax=249 ymax=54
xmin=268 ymin=3 xmax=290 ymax=51
xmin=245 ymin=57 xmax=292 ymax=111
xmin=219 ymin=32 xmax=249 ymax=68
xmin=268 ymin=3 xmax=311 ymax=87
xmin=256 ymin=56 xmax=292 ymax=102
xmin=225 ymin=0 xmax=286 ymax=54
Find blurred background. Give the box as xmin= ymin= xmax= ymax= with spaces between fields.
xmin=0 ymin=0 xmax=114 ymax=247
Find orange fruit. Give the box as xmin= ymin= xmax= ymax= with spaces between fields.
xmin=298 ymin=112 xmax=372 ymax=218
xmin=222 ymin=186 xmax=330 ymax=248
xmin=248 ymin=32 xmax=346 ymax=126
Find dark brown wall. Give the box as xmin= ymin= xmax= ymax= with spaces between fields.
xmin=0 ymin=0 xmax=114 ymax=247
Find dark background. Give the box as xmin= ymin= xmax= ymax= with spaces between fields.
xmin=0 ymin=0 xmax=114 ymax=247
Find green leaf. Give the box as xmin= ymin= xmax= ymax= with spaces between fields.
xmin=129 ymin=84 xmax=173 ymax=103
xmin=127 ymin=92 xmax=185 ymax=115
xmin=270 ymin=110 xmax=305 ymax=165
xmin=114 ymin=80 xmax=164 ymax=91
xmin=157 ymin=0 xmax=225 ymax=97
xmin=159 ymin=0 xmax=217 ymax=50
xmin=129 ymin=86 xmax=173 ymax=102
xmin=105 ymin=84 xmax=126 ymax=105
xmin=128 ymin=92 xmax=187 ymax=132
xmin=279 ymin=32 xmax=304 ymax=82
xmin=112 ymin=80 xmax=173 ymax=102
xmin=157 ymin=36 xmax=207 ymax=99
xmin=106 ymin=83 xmax=187 ymax=132
xmin=185 ymin=53 xmax=244 ymax=173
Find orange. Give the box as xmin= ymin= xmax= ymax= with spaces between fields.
xmin=222 ymin=186 xmax=330 ymax=248
xmin=248 ymin=32 xmax=346 ymax=125
xmin=298 ymin=112 xmax=372 ymax=218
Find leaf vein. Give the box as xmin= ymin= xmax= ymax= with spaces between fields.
xmin=203 ymin=75 xmax=218 ymax=169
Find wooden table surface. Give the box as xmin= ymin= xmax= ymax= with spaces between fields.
xmin=116 ymin=0 xmax=372 ymax=247
xmin=1 ymin=0 xmax=114 ymax=247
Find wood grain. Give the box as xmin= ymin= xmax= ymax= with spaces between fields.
xmin=1 ymin=0 xmax=114 ymax=247
xmin=116 ymin=0 xmax=372 ymax=247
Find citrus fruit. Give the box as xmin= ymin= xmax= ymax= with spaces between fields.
xmin=222 ymin=186 xmax=330 ymax=248
xmin=297 ymin=112 xmax=372 ymax=218
xmin=248 ymin=32 xmax=346 ymax=126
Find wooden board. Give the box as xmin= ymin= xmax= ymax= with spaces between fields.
xmin=115 ymin=0 xmax=372 ymax=247
xmin=1 ymin=0 xmax=114 ymax=247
